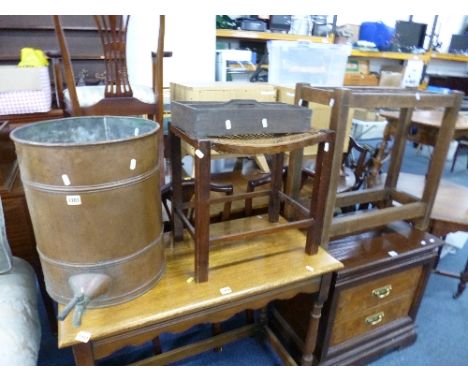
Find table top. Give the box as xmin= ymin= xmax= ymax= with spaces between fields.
xmin=397 ymin=172 xmax=468 ymax=228
xmin=381 ymin=110 xmax=468 ymax=131
xmin=58 ymin=215 xmax=342 ymax=348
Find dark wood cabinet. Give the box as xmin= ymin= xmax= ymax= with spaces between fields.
xmin=271 ymin=221 xmax=440 ymax=365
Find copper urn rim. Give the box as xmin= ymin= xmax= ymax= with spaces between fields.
xmin=10 ymin=115 xmax=159 ymax=148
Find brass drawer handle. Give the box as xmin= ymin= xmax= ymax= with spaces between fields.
xmin=365 ymin=312 xmax=385 ymax=326
xmin=372 ymin=284 xmax=392 ymax=299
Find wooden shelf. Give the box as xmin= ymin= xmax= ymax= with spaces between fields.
xmin=351 ymin=50 xmax=468 ymax=64
xmin=351 ymin=49 xmax=426 ymax=61
xmin=216 ymin=29 xmax=332 ymax=43
xmin=429 ymin=52 xmax=468 ymax=63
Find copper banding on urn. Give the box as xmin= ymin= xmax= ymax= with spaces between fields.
xmin=11 ymin=116 xmax=164 ymax=324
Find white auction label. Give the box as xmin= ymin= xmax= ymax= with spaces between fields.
xmin=195 ymin=149 xmax=205 ymax=158
xmin=388 ymin=251 xmax=399 ymax=257
xmin=130 ymin=158 xmax=137 ymax=170
xmin=66 ymin=195 xmax=82 ymax=206
xmin=75 ymin=331 xmax=92 ymax=343
xmin=220 ymin=286 xmax=232 ymax=295
xmin=61 ymin=174 xmax=71 ymax=186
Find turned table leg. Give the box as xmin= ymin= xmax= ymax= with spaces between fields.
xmin=301 ymin=273 xmax=332 ymax=366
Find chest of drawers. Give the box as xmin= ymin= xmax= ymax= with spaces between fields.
xmin=271 ymin=222 xmax=440 ymax=365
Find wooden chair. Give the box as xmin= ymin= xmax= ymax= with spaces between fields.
xmin=342 ymin=136 xmax=372 ymax=192
xmin=52 ymin=15 xmax=166 ymax=183
xmin=450 ymin=137 xmax=468 ymax=172
xmin=52 ymin=16 xmax=164 ymax=124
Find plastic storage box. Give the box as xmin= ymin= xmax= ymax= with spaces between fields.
xmin=267 ymin=41 xmax=351 ymax=86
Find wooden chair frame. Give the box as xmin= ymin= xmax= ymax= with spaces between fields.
xmin=290 ymin=84 xmax=463 ymax=247
xmin=51 ymin=15 xmax=165 ymax=129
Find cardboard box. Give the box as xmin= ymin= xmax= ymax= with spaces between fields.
xmin=344 ymin=73 xmax=379 ymax=86
xmin=0 ymin=66 xmax=52 ymax=115
xmin=379 ymin=71 xmax=403 ymax=87
xmin=337 ymin=24 xmax=361 ymax=43
xmin=379 ymin=64 xmax=404 ymax=87
xmin=170 ymin=82 xmax=277 ymax=102
xmin=346 ymin=59 xmax=370 ymax=75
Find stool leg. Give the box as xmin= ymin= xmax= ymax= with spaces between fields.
xmin=307 ymin=140 xmax=334 ymax=253
xmin=194 ymin=140 xmax=211 ymax=283
xmin=268 ymin=153 xmax=284 ymax=223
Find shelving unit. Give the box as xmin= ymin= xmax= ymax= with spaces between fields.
xmin=351 ymin=49 xmax=468 ymax=64
xmin=216 ymin=29 xmax=333 ymax=43
xmin=350 ymin=49 xmax=427 ymax=62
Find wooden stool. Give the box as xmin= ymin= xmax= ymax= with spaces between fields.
xmin=169 ymin=125 xmax=335 ymax=282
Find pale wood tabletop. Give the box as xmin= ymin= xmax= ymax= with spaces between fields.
xmin=381 ymin=110 xmax=468 ymax=137
xmin=397 ymin=172 xmax=468 ymax=229
xmin=58 ymin=215 xmax=343 ymax=348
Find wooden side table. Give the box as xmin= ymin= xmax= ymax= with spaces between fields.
xmin=58 ymin=228 xmax=343 ymax=366
xmin=380 ymin=110 xmax=468 ymax=146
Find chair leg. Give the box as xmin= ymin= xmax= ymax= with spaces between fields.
xmin=450 ymin=142 xmax=461 ymax=172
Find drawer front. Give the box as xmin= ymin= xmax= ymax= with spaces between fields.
xmin=330 ymin=293 xmax=414 ymax=346
xmin=335 ymin=266 xmax=422 ymax=322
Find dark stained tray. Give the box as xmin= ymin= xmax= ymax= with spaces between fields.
xmin=171 ymin=99 xmax=312 ymax=138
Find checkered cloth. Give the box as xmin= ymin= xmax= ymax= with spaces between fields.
xmin=0 ymin=67 xmax=51 ymax=115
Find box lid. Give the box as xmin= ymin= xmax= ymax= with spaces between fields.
xmin=0 ymin=66 xmax=45 ymax=92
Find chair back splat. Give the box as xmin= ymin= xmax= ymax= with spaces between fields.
xmin=94 ymin=16 xmax=133 ymax=99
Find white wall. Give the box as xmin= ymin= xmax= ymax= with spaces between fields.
xmin=126 ymin=14 xmax=216 ymax=89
